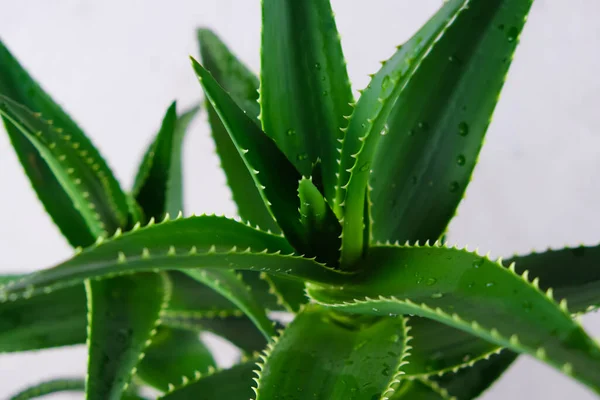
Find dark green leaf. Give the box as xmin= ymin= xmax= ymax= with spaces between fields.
xmin=197 ymin=29 xmax=278 ymax=233
xmin=260 ymin=0 xmax=354 ymax=205
xmin=191 ymin=59 xmax=308 ymax=254
xmin=136 ymin=327 xmax=216 ymax=392
xmin=0 ymin=216 xmax=347 ymax=301
xmin=254 ymin=305 xmax=409 ymax=400
xmin=85 ymin=272 xmax=168 ymax=400
xmin=9 ymin=378 xmax=84 ymax=400
xmin=370 ymin=0 xmax=533 ymax=245
xmin=159 ymin=361 xmax=257 ymax=400
xmin=308 ymin=244 xmax=600 ymax=392
xmin=133 ymin=102 xmax=199 ymax=221
xmin=261 ymin=273 xmax=307 ymax=313
xmin=389 ymin=378 xmax=454 ymax=400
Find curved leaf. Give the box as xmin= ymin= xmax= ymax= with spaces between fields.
xmin=0 ymin=40 xmax=129 ymax=245
xmin=159 ymin=361 xmax=257 ymax=400
xmin=133 ymin=102 xmax=199 ymax=220
xmin=370 ymin=0 xmax=533 ymax=245
xmin=260 ymin=0 xmax=354 ymax=204
xmin=0 ymin=216 xmax=346 ymax=301
xmin=389 ymin=378 xmax=455 ymax=400
xmin=197 ymin=28 xmax=278 ymax=233
xmin=161 ymin=312 xmax=267 ymax=355
xmin=136 ymin=327 xmax=215 ymax=392
xmin=85 ymin=272 xmax=169 ymax=400
xmin=261 ymin=273 xmax=307 ymax=313
xmin=254 ymin=305 xmax=410 ymax=400
xmin=9 ymin=379 xmax=85 ymax=400
xmin=191 ymin=59 xmax=307 ymax=254
xmin=308 ymin=244 xmax=600 ymax=392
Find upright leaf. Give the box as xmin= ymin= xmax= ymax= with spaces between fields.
xmin=197 ymin=29 xmax=277 ymax=232
xmin=0 ymin=42 xmax=130 ymax=241
xmin=255 ymin=305 xmax=410 ymax=400
xmin=85 ymin=272 xmax=169 ymax=400
xmin=136 ymin=327 xmax=216 ymax=393
xmin=369 ymin=0 xmax=533 ymax=244
xmin=191 ymin=60 xmax=307 ymax=253
xmin=133 ymin=102 xmax=199 ymax=220
xmin=260 ymin=0 xmax=354 ymax=205
xmin=308 ymin=244 xmax=600 ymax=392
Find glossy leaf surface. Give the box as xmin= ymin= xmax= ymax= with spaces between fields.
xmin=255 ymin=305 xmax=409 ymax=400
xmin=260 ymin=0 xmax=353 ymax=204
xmin=308 ymin=244 xmax=600 ymax=392
xmin=85 ymin=272 xmax=168 ymax=400
xmin=370 ymin=0 xmax=532 ymax=245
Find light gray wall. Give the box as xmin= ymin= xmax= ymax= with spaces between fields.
xmin=0 ymin=0 xmax=598 ymax=398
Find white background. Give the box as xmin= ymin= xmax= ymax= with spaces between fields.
xmin=0 ymin=0 xmax=599 ymax=398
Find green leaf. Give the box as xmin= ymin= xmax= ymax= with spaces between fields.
xmin=260 ymin=0 xmax=354 ymax=205
xmin=0 ymin=216 xmax=347 ymax=301
xmin=0 ymin=96 xmax=125 ymax=240
xmin=133 ymin=102 xmax=199 ymax=220
xmin=136 ymin=327 xmax=216 ymax=393
xmin=161 ymin=312 xmax=267 ymax=355
xmin=298 ymin=177 xmax=342 ymax=266
xmin=307 ymin=244 xmax=600 ymax=392
xmin=191 ymin=59 xmax=308 ymax=254
xmin=261 ymin=273 xmax=307 ymax=313
xmin=0 ymin=42 xmax=130 ymax=244
xmin=85 ymin=272 xmax=169 ymax=400
xmin=0 ymin=278 xmax=85 ymax=352
xmin=369 ymin=0 xmax=533 ymax=245
xmin=184 ymin=268 xmax=275 ymax=338
xmin=389 ymin=378 xmax=455 ymax=400
xmin=9 ymin=379 xmax=85 ymax=400
xmin=254 ymin=305 xmax=410 ymax=400
xmin=197 ymin=29 xmax=278 ymax=233
xmin=431 ymin=351 xmax=517 ymax=400
xmin=159 ymin=361 xmax=257 ymax=400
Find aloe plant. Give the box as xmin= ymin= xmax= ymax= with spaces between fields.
xmin=1 ymin=0 xmax=599 ymax=399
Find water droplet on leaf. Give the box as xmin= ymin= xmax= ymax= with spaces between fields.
xmin=425 ymin=277 xmax=437 ymax=286
xmin=457 ymin=155 xmax=466 ymax=166
xmin=431 ymin=292 xmax=443 ymax=299
xmin=449 ymin=181 xmax=459 ymax=193
xmin=286 ymin=128 xmax=296 ymax=136
xmin=458 ymin=122 xmax=469 ymax=136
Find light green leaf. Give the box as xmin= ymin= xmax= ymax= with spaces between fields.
xmin=261 ymin=273 xmax=307 ymax=313
xmin=254 ymin=305 xmax=410 ymax=400
xmin=159 ymin=361 xmax=257 ymax=400
xmin=389 ymin=378 xmax=455 ymax=400
xmin=0 ymin=216 xmax=347 ymax=301
xmin=85 ymin=272 xmax=169 ymax=400
xmin=191 ymin=59 xmax=308 ymax=254
xmin=9 ymin=379 xmax=85 ymax=400
xmin=308 ymin=244 xmax=600 ymax=392
xmin=260 ymin=0 xmax=354 ymax=205
xmin=197 ymin=28 xmax=278 ymax=233
xmin=136 ymin=327 xmax=216 ymax=392
xmin=0 ymin=40 xmax=130 ymax=245
xmin=370 ymin=0 xmax=533 ymax=245
xmin=133 ymin=102 xmax=199 ymax=220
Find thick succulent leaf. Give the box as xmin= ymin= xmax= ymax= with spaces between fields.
xmin=191 ymin=59 xmax=308 ymax=254
xmin=136 ymin=327 xmax=216 ymax=392
xmin=370 ymin=0 xmax=532 ymax=244
xmin=133 ymin=102 xmax=199 ymax=220
xmin=254 ymin=305 xmax=410 ymax=400
xmin=431 ymin=351 xmax=517 ymax=400
xmin=261 ymin=273 xmax=307 ymax=313
xmin=162 ymin=312 xmax=267 ymax=354
xmin=197 ymin=29 xmax=278 ymax=233
xmin=0 ymin=41 xmax=130 ymax=245
xmin=184 ymin=268 xmax=275 ymax=338
xmin=159 ymin=361 xmax=256 ymax=400
xmin=389 ymin=379 xmax=455 ymax=400
xmin=260 ymin=0 xmax=354 ymax=205
xmin=85 ymin=272 xmax=168 ymax=400
xmin=0 ymin=96 xmax=125 ymax=239
xmin=308 ymin=244 xmax=600 ymax=392
xmin=0 ymin=216 xmax=347 ymax=301
xmin=0 ymin=277 xmax=85 ymax=352
xmin=9 ymin=379 xmax=85 ymax=400
xmin=298 ymin=177 xmax=342 ymax=266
